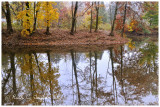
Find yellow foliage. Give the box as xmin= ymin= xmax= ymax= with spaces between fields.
xmin=17 ymin=2 xmax=34 ymax=36
xmin=21 ymin=29 xmax=30 ymax=37
xmin=128 ymin=19 xmax=138 ymax=32
xmin=17 ymin=2 xmax=59 ymax=36
xmin=128 ymin=39 xmax=135 ymax=50
xmin=40 ymin=2 xmax=59 ymax=27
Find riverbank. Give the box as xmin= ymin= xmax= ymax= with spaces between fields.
xmin=126 ymin=34 xmax=158 ymax=42
xmin=2 ymin=29 xmax=129 ymax=53
xmin=126 ymin=29 xmax=158 ymax=42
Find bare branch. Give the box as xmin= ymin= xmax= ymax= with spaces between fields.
xmin=77 ymin=4 xmax=92 ymax=18
xmin=2 ymin=7 xmax=7 ymax=16
xmin=9 ymin=5 xmax=17 ymax=16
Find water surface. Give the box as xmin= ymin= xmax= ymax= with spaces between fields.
xmin=2 ymin=41 xmax=158 ymax=105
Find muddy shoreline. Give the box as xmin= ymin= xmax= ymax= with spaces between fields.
xmin=2 ymin=43 xmax=126 ymax=54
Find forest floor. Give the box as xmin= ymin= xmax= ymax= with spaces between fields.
xmin=2 ymin=29 xmax=129 ymax=53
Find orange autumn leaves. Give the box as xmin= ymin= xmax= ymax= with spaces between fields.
xmin=128 ymin=19 xmax=142 ymax=32
xmin=115 ymin=14 xmax=142 ymax=33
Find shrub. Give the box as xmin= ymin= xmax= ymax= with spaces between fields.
xmin=99 ymin=23 xmax=111 ymax=31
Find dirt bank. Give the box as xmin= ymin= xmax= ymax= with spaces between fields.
xmin=2 ymin=29 xmax=129 ymax=53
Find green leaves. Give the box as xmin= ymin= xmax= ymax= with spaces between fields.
xmin=143 ymin=2 xmax=158 ymax=28
xmin=139 ymin=42 xmax=158 ymax=66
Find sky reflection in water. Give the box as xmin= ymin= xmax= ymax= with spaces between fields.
xmin=1 ymin=42 xmax=158 ymax=105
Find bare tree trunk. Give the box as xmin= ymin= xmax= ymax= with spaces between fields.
xmin=74 ymin=19 xmax=77 ymax=32
xmin=33 ymin=2 xmax=40 ymax=33
xmin=109 ymin=4 xmax=112 ymax=25
xmin=121 ymin=2 xmax=127 ymax=37
xmin=72 ymin=2 xmax=77 ymax=33
xmin=70 ymin=2 xmax=78 ymax=35
xmin=90 ymin=2 xmax=93 ymax=33
xmin=45 ymin=2 xmax=51 ymax=35
xmin=46 ymin=24 xmax=50 ymax=35
xmin=4 ymin=2 xmax=13 ymax=33
xmin=71 ymin=1 xmax=73 ymax=32
xmin=58 ymin=19 xmax=60 ymax=28
xmin=95 ymin=2 xmax=99 ymax=32
xmin=110 ymin=2 xmax=118 ymax=36
xmin=71 ymin=1 xmax=73 ymax=31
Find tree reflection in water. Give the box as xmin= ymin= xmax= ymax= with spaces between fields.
xmin=1 ymin=42 xmax=158 ymax=105
xmin=114 ymin=42 xmax=158 ymax=105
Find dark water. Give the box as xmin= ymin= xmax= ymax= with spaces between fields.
xmin=2 ymin=41 xmax=158 ymax=105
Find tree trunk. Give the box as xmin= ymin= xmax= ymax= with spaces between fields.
xmin=33 ymin=53 xmax=41 ymax=75
xmin=5 ymin=2 xmax=13 ymax=33
xmin=120 ymin=46 xmax=127 ymax=103
xmin=71 ymin=50 xmax=81 ymax=104
xmin=46 ymin=25 xmax=50 ymax=35
xmin=109 ymin=4 xmax=113 ymax=25
xmin=29 ymin=53 xmax=34 ymax=102
xmin=121 ymin=2 xmax=127 ymax=37
xmin=2 ymin=69 xmax=11 ymax=105
xmin=47 ymin=52 xmax=54 ymax=105
xmin=70 ymin=2 xmax=78 ymax=35
xmin=33 ymin=52 xmax=46 ymax=104
xmin=89 ymin=51 xmax=93 ymax=104
xmin=109 ymin=47 xmax=116 ymax=104
xmin=120 ymin=46 xmax=123 ymax=80
xmin=150 ymin=21 xmax=152 ymax=26
xmin=26 ymin=2 xmax=30 ymax=33
xmin=74 ymin=19 xmax=77 ymax=32
xmin=110 ymin=2 xmax=118 ymax=36
xmin=90 ymin=2 xmax=93 ymax=33
xmin=45 ymin=2 xmax=51 ymax=35
xmin=94 ymin=52 xmax=98 ymax=99
xmin=95 ymin=2 xmax=99 ymax=32
xmin=58 ymin=19 xmax=60 ymax=28
xmin=72 ymin=2 xmax=73 ymax=18
xmin=72 ymin=2 xmax=77 ymax=33
xmin=21 ymin=2 xmax=24 ymax=27
xmin=33 ymin=2 xmax=40 ymax=33
xmin=33 ymin=2 xmax=36 ymax=32
xmin=10 ymin=53 xmax=17 ymax=105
